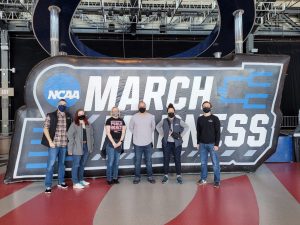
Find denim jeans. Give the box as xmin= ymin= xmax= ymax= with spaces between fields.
xmin=72 ymin=144 xmax=89 ymax=184
xmin=45 ymin=146 xmax=67 ymax=188
xmin=134 ymin=143 xmax=153 ymax=179
xmin=106 ymin=144 xmax=121 ymax=182
xmin=163 ymin=142 xmax=182 ymax=175
xmin=199 ymin=143 xmax=221 ymax=183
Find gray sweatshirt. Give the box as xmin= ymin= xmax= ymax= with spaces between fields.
xmin=129 ymin=112 xmax=155 ymax=146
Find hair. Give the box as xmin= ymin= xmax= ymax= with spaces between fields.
xmin=167 ymin=103 xmax=175 ymax=112
xmin=58 ymin=99 xmax=66 ymax=104
xmin=138 ymin=100 xmax=146 ymax=107
xmin=74 ymin=109 xmax=89 ymax=126
xmin=110 ymin=106 xmax=120 ymax=117
xmin=202 ymin=101 xmax=212 ymax=108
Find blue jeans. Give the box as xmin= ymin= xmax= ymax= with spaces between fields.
xmin=106 ymin=144 xmax=121 ymax=182
xmin=45 ymin=146 xmax=67 ymax=188
xmin=200 ymin=143 xmax=221 ymax=183
xmin=72 ymin=144 xmax=89 ymax=184
xmin=163 ymin=142 xmax=182 ymax=175
xmin=134 ymin=143 xmax=153 ymax=179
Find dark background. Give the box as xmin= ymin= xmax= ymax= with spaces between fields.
xmin=8 ymin=32 xmax=300 ymax=119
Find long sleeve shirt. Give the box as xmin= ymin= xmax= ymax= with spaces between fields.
xmin=196 ymin=114 xmax=221 ymax=146
xmin=129 ymin=112 xmax=155 ymax=146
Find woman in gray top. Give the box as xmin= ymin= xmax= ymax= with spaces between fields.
xmin=67 ymin=109 xmax=94 ymax=189
xmin=156 ymin=103 xmax=189 ymax=184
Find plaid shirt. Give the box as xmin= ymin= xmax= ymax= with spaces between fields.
xmin=44 ymin=111 xmax=68 ymax=147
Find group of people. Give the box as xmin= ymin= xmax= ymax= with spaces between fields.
xmin=41 ymin=99 xmax=221 ymax=193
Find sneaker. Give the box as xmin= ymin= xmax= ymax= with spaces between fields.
xmin=57 ymin=183 xmax=68 ymax=189
xmin=214 ymin=182 xmax=220 ymax=188
xmin=177 ymin=176 xmax=183 ymax=184
xmin=113 ymin=179 xmax=120 ymax=184
xmin=80 ymin=180 xmax=90 ymax=186
xmin=133 ymin=178 xmax=140 ymax=184
xmin=45 ymin=187 xmax=52 ymax=193
xmin=198 ymin=180 xmax=207 ymax=185
xmin=147 ymin=177 xmax=156 ymax=184
xmin=162 ymin=175 xmax=169 ymax=184
xmin=73 ymin=183 xmax=85 ymax=189
xmin=107 ymin=180 xmax=114 ymax=185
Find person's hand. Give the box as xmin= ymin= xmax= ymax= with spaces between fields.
xmin=49 ymin=141 xmax=55 ymax=148
xmin=68 ymin=150 xmax=73 ymax=155
xmin=112 ymin=142 xmax=118 ymax=148
xmin=116 ymin=142 xmax=122 ymax=147
xmin=214 ymin=146 xmax=219 ymax=151
xmin=197 ymin=144 xmax=200 ymax=149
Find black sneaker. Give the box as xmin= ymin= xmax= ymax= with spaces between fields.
xmin=214 ymin=182 xmax=220 ymax=188
xmin=177 ymin=176 xmax=183 ymax=184
xmin=113 ymin=179 xmax=120 ymax=184
xmin=133 ymin=178 xmax=140 ymax=184
xmin=162 ymin=175 xmax=169 ymax=184
xmin=147 ymin=177 xmax=156 ymax=184
xmin=107 ymin=180 xmax=114 ymax=185
xmin=45 ymin=187 xmax=52 ymax=193
xmin=57 ymin=183 xmax=68 ymax=189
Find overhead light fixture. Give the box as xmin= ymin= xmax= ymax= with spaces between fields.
xmin=159 ymin=24 xmax=166 ymax=33
xmin=157 ymin=10 xmax=162 ymax=18
xmin=108 ymin=23 xmax=115 ymax=32
xmin=167 ymin=9 xmax=172 ymax=17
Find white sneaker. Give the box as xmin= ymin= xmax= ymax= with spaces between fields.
xmin=73 ymin=183 xmax=85 ymax=189
xmin=80 ymin=180 xmax=90 ymax=186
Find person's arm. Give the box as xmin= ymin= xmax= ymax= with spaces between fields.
xmin=180 ymin=120 xmax=189 ymax=137
xmin=196 ymin=117 xmax=201 ymax=149
xmin=67 ymin=123 xmax=75 ymax=155
xmin=105 ymin=125 xmax=117 ymax=148
xmin=156 ymin=120 xmax=164 ymax=136
xmin=43 ymin=114 xmax=55 ymax=148
xmin=129 ymin=116 xmax=134 ymax=133
xmin=151 ymin=115 xmax=156 ymax=132
xmin=117 ymin=125 xmax=127 ymax=147
xmin=214 ymin=116 xmax=221 ymax=150
xmin=90 ymin=125 xmax=94 ymax=151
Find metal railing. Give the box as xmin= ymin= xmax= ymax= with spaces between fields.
xmin=0 ymin=120 xmax=14 ymax=136
xmin=281 ymin=116 xmax=298 ymax=129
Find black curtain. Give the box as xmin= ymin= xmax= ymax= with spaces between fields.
xmin=256 ymin=40 xmax=300 ymax=116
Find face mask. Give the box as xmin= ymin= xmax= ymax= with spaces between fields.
xmin=139 ymin=108 xmax=146 ymax=113
xmin=78 ymin=115 xmax=85 ymax=120
xmin=168 ymin=113 xmax=175 ymax=118
xmin=58 ymin=105 xmax=66 ymax=112
xmin=112 ymin=112 xmax=119 ymax=118
xmin=203 ymin=107 xmax=211 ymax=113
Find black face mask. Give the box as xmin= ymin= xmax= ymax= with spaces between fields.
xmin=78 ymin=115 xmax=85 ymax=120
xmin=203 ymin=107 xmax=211 ymax=113
xmin=58 ymin=105 xmax=66 ymax=112
xmin=139 ymin=108 xmax=146 ymax=113
xmin=168 ymin=112 xmax=175 ymax=118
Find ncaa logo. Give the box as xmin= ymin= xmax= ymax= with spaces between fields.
xmin=43 ymin=74 xmax=81 ymax=107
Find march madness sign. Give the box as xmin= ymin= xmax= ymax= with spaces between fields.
xmin=5 ymin=54 xmax=289 ymax=182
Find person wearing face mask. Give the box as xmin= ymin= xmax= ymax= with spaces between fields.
xmin=105 ymin=107 xmax=126 ymax=185
xmin=129 ymin=100 xmax=156 ymax=184
xmin=41 ymin=99 xmax=72 ymax=193
xmin=156 ymin=103 xmax=189 ymax=184
xmin=67 ymin=109 xmax=94 ymax=189
xmin=196 ymin=101 xmax=221 ymax=188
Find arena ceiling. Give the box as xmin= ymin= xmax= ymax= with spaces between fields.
xmin=0 ymin=0 xmax=299 ymax=36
